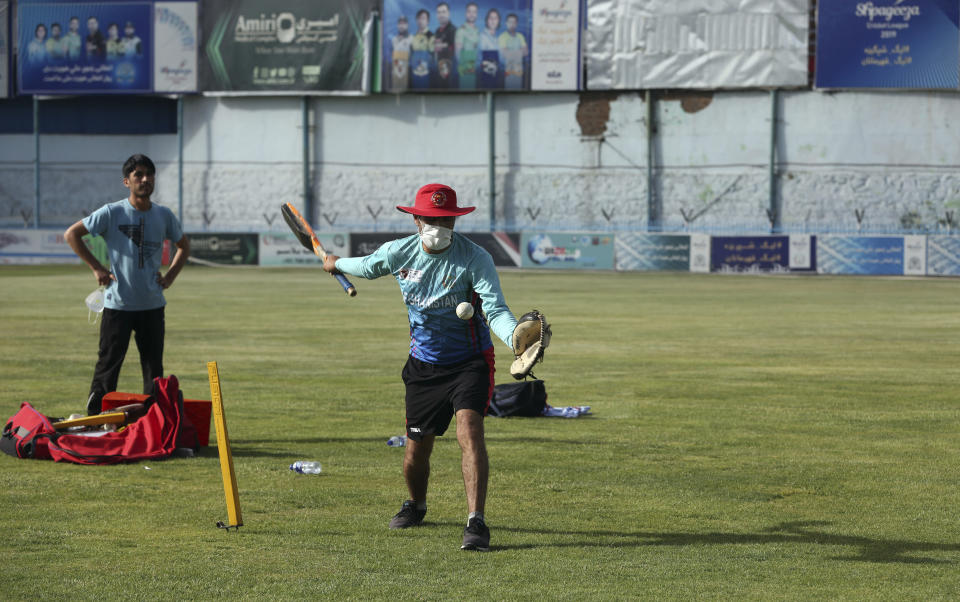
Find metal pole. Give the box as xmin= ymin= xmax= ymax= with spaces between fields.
xmin=33 ymin=96 xmax=40 ymax=228
xmin=302 ymin=96 xmax=311 ymax=223
xmin=769 ymin=89 xmax=779 ymax=233
xmin=177 ymin=95 xmax=184 ymax=224
xmin=487 ymin=91 xmax=496 ymax=230
xmin=645 ymin=90 xmax=655 ymax=231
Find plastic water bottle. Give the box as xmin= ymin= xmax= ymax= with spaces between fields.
xmin=289 ymin=460 xmax=322 ymax=474
xmin=386 ymin=435 xmax=406 ymax=447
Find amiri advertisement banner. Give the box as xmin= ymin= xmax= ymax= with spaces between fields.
xmin=815 ymin=0 xmax=960 ymax=89
xmin=201 ymin=0 xmax=377 ymax=93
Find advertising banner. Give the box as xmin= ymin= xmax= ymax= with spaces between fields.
xmin=689 ymin=233 xmax=710 ymax=273
xmin=382 ymin=0 xmax=534 ymax=92
xmin=464 ymin=232 xmax=521 ymax=266
xmin=817 ymin=235 xmax=904 ymax=275
xmin=347 ymin=232 xmax=520 ymax=266
xmin=815 ymin=0 xmax=959 ymax=89
xmin=927 ymin=235 xmax=960 ymax=276
xmin=201 ymin=0 xmax=377 ymax=93
xmin=259 ymin=231 xmax=349 ymax=266
xmin=789 ymin=235 xmax=813 ymax=270
xmin=187 ymin=233 xmax=259 ymax=265
xmin=0 ymin=229 xmax=80 ymax=264
xmin=154 ymin=1 xmax=197 ymax=92
xmin=350 ymin=232 xmax=406 ymax=257
xmin=586 ymin=0 xmax=809 ymax=89
xmin=615 ymin=233 xmax=690 ymax=272
xmin=529 ymin=0 xmax=581 ymax=90
xmin=19 ymin=2 xmax=154 ymax=93
xmin=903 ymin=234 xmax=926 ymax=275
xmin=521 ymin=232 xmax=614 ymax=269
xmin=0 ymin=2 xmax=9 ymax=98
xmin=711 ymin=236 xmax=789 ymax=273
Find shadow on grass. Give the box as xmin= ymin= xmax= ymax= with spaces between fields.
xmin=224 ymin=437 xmax=390 ymax=458
xmin=478 ymin=521 xmax=960 ymax=564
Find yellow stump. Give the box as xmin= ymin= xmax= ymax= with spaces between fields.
xmin=208 ymin=361 xmax=242 ymax=530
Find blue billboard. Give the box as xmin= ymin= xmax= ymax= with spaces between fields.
xmin=19 ymin=2 xmax=154 ymax=93
xmin=817 ymin=236 xmax=905 ymax=275
xmin=382 ymin=0 xmax=532 ymax=92
xmin=711 ymin=236 xmax=790 ymax=273
xmin=815 ymin=0 xmax=960 ymax=89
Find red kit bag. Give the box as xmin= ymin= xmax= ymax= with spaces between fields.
xmin=1 ymin=375 xmax=183 ymax=465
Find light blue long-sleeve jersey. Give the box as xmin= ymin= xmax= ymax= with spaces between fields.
xmin=335 ymin=232 xmax=518 ymax=365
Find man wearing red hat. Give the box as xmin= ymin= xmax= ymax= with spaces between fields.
xmin=323 ymin=183 xmax=518 ymax=551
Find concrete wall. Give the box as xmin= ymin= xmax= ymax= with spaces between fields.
xmin=2 ymin=90 xmax=959 ymax=233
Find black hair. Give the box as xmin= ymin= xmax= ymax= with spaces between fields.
xmin=122 ymin=154 xmax=156 ymax=178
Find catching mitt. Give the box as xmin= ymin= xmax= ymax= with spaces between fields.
xmin=510 ymin=310 xmax=552 ymax=379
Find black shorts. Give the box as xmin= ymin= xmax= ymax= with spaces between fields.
xmin=402 ymin=348 xmax=495 ymax=441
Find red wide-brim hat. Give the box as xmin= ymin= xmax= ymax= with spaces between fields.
xmin=396 ymin=183 xmax=476 ymax=217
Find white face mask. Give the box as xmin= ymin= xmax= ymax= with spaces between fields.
xmin=419 ymin=223 xmax=453 ymax=251
xmin=85 ymin=287 xmax=105 ymax=324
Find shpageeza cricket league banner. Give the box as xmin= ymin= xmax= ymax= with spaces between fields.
xmin=383 ymin=0 xmax=580 ymax=92
xmin=586 ymin=0 xmax=809 ymax=89
xmin=0 ymin=2 xmax=9 ymax=98
xmin=200 ymin=0 xmax=377 ymax=93
xmin=17 ymin=0 xmax=198 ymax=94
xmin=521 ymin=231 xmax=614 ymax=269
xmin=815 ymin=0 xmax=960 ymax=89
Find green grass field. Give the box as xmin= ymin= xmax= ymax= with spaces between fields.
xmin=2 ymin=265 xmax=959 ymax=600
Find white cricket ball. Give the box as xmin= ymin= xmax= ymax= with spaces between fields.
xmin=456 ymin=302 xmax=475 ymax=320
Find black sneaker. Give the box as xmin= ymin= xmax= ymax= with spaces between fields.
xmin=389 ymin=500 xmax=426 ymax=529
xmin=460 ymin=517 xmax=490 ymax=551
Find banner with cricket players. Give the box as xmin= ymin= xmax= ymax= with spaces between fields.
xmin=585 ymin=0 xmax=809 ymax=89
xmin=200 ymin=0 xmax=378 ymax=94
xmin=381 ymin=0 xmax=580 ymax=92
xmin=815 ymin=0 xmax=960 ymax=89
xmin=0 ymin=1 xmax=9 ymax=98
xmin=16 ymin=0 xmax=198 ymax=95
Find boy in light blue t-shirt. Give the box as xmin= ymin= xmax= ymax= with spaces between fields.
xmin=65 ymin=154 xmax=190 ymax=415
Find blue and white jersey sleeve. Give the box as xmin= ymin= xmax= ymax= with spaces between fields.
xmin=335 ymin=233 xmax=518 ymax=365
